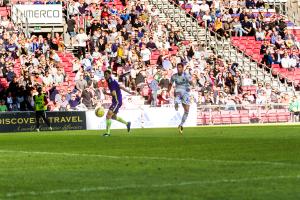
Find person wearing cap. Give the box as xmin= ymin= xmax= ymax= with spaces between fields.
xmin=33 ymin=87 xmax=52 ymax=132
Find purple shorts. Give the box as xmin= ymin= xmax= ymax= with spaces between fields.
xmin=109 ymin=101 xmax=122 ymax=114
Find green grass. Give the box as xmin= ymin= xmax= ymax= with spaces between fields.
xmin=0 ymin=126 xmax=300 ymax=200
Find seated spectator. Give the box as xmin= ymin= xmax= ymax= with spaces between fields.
xmin=81 ymin=54 xmax=92 ymax=71
xmin=69 ymin=93 xmax=81 ymax=110
xmin=242 ymin=16 xmax=255 ymax=36
xmin=59 ymin=95 xmax=70 ymax=111
xmin=273 ymin=49 xmax=283 ymax=64
xmin=214 ymin=17 xmax=227 ymax=38
xmin=202 ymin=11 xmax=212 ymax=26
xmin=242 ymin=74 xmax=253 ymax=86
xmin=0 ymin=99 xmax=8 ymax=111
xmin=158 ymin=89 xmax=170 ymax=105
xmin=6 ymin=66 xmax=16 ymax=82
xmin=146 ymin=37 xmax=157 ymax=50
xmin=281 ymin=52 xmax=292 ymax=69
xmin=225 ymin=95 xmax=237 ymax=110
xmin=43 ymin=71 xmax=54 ymax=86
xmin=255 ymin=27 xmax=265 ymax=41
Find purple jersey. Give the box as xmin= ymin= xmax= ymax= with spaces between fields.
xmin=107 ymin=78 xmax=122 ymax=103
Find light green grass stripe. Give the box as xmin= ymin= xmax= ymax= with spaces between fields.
xmin=0 ymin=149 xmax=299 ymax=167
xmin=4 ymin=175 xmax=300 ymax=198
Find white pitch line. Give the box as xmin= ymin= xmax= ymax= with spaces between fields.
xmin=0 ymin=149 xmax=299 ymax=167
xmin=4 ymin=175 xmax=300 ymax=198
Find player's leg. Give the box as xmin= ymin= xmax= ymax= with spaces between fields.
xmin=35 ymin=111 xmax=41 ymax=132
xmin=41 ymin=111 xmax=52 ymax=130
xmin=178 ymin=93 xmax=190 ymax=134
xmin=103 ymin=110 xmax=114 ymax=136
xmin=174 ymin=94 xmax=181 ymax=111
xmin=112 ymin=114 xmax=131 ymax=132
xmin=111 ymin=102 xmax=131 ymax=132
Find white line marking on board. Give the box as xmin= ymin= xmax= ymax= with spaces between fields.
xmin=4 ymin=175 xmax=300 ymax=198
xmin=0 ymin=149 xmax=299 ymax=167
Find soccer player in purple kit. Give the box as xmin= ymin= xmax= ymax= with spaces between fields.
xmin=102 ymin=70 xmax=132 ymax=136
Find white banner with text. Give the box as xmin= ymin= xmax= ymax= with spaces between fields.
xmin=86 ymin=104 xmax=197 ymax=130
xmin=12 ymin=4 xmax=63 ymax=24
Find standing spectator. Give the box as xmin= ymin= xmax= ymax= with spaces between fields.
xmin=67 ymin=16 xmax=76 ymax=46
xmin=81 ymin=81 xmax=94 ymax=108
xmin=140 ymin=44 xmax=151 ymax=65
xmin=148 ymin=77 xmax=160 ymax=107
xmin=76 ymin=28 xmax=89 ymax=59
xmin=76 ymin=74 xmax=88 ymax=92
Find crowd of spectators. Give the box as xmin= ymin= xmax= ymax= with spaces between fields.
xmin=179 ymin=0 xmax=300 ymax=70
xmin=0 ymin=0 xmax=299 ymax=114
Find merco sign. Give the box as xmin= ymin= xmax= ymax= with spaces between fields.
xmin=12 ymin=4 xmax=63 ymax=24
xmin=24 ymin=10 xmax=60 ymax=18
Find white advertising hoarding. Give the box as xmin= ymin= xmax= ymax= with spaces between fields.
xmin=86 ymin=104 xmax=197 ymax=130
xmin=12 ymin=4 xmax=63 ymax=24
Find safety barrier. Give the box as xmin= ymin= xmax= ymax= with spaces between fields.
xmin=0 ymin=103 xmax=296 ymax=133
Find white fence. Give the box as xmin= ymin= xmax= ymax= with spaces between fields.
xmin=86 ymin=104 xmax=198 ymax=130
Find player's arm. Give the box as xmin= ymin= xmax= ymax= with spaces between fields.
xmin=120 ymin=85 xmax=135 ymax=95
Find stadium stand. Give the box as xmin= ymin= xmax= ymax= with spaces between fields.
xmin=0 ymin=0 xmax=299 ymax=124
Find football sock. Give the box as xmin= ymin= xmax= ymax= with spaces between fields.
xmin=106 ymin=119 xmax=112 ymax=134
xmin=180 ymin=112 xmax=189 ymax=126
xmin=116 ymin=116 xmax=127 ymax=125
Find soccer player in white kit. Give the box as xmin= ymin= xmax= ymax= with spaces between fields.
xmin=168 ymin=63 xmax=192 ymax=134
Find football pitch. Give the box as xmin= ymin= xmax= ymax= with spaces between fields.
xmin=0 ymin=126 xmax=300 ymax=200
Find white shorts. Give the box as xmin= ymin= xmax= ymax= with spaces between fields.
xmin=174 ymin=92 xmax=190 ymax=105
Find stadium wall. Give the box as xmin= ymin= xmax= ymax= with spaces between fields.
xmin=86 ymin=104 xmax=198 ymax=130
xmin=0 ymin=104 xmax=294 ymax=133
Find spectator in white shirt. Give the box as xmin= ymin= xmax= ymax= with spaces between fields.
xmin=53 ymin=69 xmax=65 ymax=84
xmin=75 ymin=28 xmax=89 ymax=59
xmin=199 ymin=0 xmax=210 ymax=16
xmin=281 ymin=53 xmax=292 ymax=69
xmin=202 ymin=11 xmax=212 ymax=26
xmin=191 ymin=0 xmax=201 ymax=17
xmin=42 ymin=71 xmax=53 ymax=86
xmin=72 ymin=58 xmax=81 ymax=73
xmin=242 ymin=74 xmax=253 ymax=86
xmin=140 ymin=43 xmax=151 ymax=65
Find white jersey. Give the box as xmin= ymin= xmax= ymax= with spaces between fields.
xmin=170 ymin=72 xmax=192 ymax=95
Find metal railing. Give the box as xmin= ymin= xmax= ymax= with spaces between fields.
xmin=196 ymin=103 xmax=297 ymax=125
xmin=150 ymin=0 xmax=204 ymax=45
